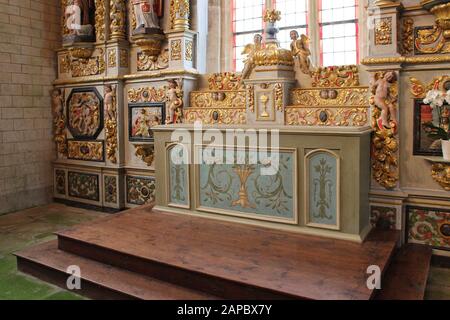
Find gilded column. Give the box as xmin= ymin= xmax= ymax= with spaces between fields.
xmin=170 ymin=0 xmax=191 ymax=31
xmin=109 ymin=0 xmax=126 ymax=40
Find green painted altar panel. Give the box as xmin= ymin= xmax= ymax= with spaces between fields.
xmin=306 ymin=151 xmax=339 ymax=229
xmin=196 ymin=147 xmax=297 ymax=223
xmin=168 ymin=145 xmax=190 ymax=208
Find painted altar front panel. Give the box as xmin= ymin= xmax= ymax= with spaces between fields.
xmin=167 ymin=144 xmax=190 ymax=209
xmin=305 ymin=150 xmax=340 ymax=230
xmin=195 ymin=146 xmax=297 ymax=224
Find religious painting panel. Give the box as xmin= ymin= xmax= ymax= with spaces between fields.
xmin=67 ymin=88 xmax=104 ymax=140
xmin=129 ymin=103 xmax=165 ymax=142
xmin=413 ymin=99 xmax=449 ymax=156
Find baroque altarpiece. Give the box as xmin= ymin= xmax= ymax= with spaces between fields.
xmin=52 ymin=0 xmax=450 ymax=249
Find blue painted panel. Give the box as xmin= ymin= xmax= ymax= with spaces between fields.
xmin=168 ymin=145 xmax=189 ymax=207
xmin=308 ymin=151 xmax=338 ymax=226
xmin=198 ymin=148 xmax=295 ymax=220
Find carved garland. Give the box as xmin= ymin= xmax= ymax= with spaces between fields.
xmin=371 ymin=71 xmax=399 ymax=190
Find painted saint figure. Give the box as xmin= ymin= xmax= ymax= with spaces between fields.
xmin=290 ymin=30 xmax=312 ymax=75
xmin=132 ymin=0 xmax=163 ymax=31
xmin=241 ymin=34 xmax=263 ymax=80
xmin=371 ymin=71 xmax=398 ymax=130
xmin=65 ymin=0 xmax=95 ymax=37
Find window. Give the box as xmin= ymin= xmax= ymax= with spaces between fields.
xmin=232 ymin=0 xmax=265 ymax=72
xmin=275 ymin=0 xmax=308 ymax=50
xmin=231 ymin=0 xmax=359 ymax=70
xmin=319 ymin=0 xmax=359 ymax=66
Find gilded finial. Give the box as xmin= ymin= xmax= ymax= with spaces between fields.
xmin=263 ymin=9 xmax=281 ymax=23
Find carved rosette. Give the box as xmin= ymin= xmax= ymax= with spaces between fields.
xmin=110 ymin=0 xmax=126 ymax=40
xmin=170 ymin=0 xmax=190 ymax=31
xmin=370 ymin=71 xmax=399 ymax=190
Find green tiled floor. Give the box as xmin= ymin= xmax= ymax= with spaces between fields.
xmin=0 ymin=203 xmax=449 ymax=300
xmin=0 ymin=204 xmax=105 ymax=300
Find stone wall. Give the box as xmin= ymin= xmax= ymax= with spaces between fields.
xmin=0 ymin=0 xmax=60 ymax=215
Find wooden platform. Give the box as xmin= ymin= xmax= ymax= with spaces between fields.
xmin=376 ymin=244 xmax=432 ymax=300
xmin=15 ymin=205 xmax=404 ymax=300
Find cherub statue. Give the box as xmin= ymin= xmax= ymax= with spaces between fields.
xmin=104 ymin=85 xmax=116 ymax=121
xmin=132 ymin=0 xmax=161 ymax=32
xmin=241 ymin=34 xmax=263 ymax=80
xmin=51 ymin=89 xmax=64 ymax=119
xmin=290 ymin=30 xmax=312 ymax=75
xmin=371 ymin=71 xmax=398 ymax=130
xmin=166 ymin=79 xmax=183 ymax=124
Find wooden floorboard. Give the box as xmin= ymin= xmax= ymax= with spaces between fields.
xmin=15 ymin=240 xmax=217 ymax=300
xmin=55 ymin=207 xmax=399 ymax=300
xmin=376 ymin=244 xmax=432 ymax=300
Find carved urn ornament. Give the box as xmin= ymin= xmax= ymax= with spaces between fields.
xmin=252 ymin=10 xmax=295 ymax=67
xmin=422 ymin=0 xmax=450 ymax=40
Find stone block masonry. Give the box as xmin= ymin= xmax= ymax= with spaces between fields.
xmin=0 ymin=0 xmax=60 ymax=215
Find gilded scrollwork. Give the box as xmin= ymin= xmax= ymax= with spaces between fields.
xmin=120 ymin=49 xmax=129 ymax=68
xmin=291 ymin=87 xmax=369 ymax=107
xmin=401 ymin=18 xmax=414 ymax=55
xmin=52 ymin=88 xmax=67 ymax=156
xmin=375 ymin=17 xmax=393 ymax=45
xmin=184 ymin=109 xmax=247 ymax=125
xmin=311 ymin=65 xmax=360 ymax=88
xmin=105 ymin=85 xmax=118 ymax=164
xmin=134 ymin=144 xmax=155 ymax=167
xmin=190 ymin=91 xmax=246 ymax=110
xmin=286 ymin=107 xmax=368 ymax=127
xmin=70 ymin=49 xmax=106 ymax=77
xmin=247 ymin=84 xmax=255 ymax=113
xmin=370 ymin=71 xmax=399 ymax=190
xmin=208 ymin=73 xmax=243 ymax=91
xmin=137 ymin=48 xmax=169 ymax=71
xmin=95 ymin=0 xmax=106 ymax=42
xmin=128 ymin=86 xmax=166 ymax=103
xmin=109 ymin=0 xmax=126 ymax=40
xmin=68 ymin=141 xmax=104 ymax=161
xmin=410 ymin=76 xmax=450 ymax=98
xmin=274 ymin=83 xmax=283 ymax=111
xmin=431 ymin=163 xmax=450 ymax=191
xmin=170 ymin=0 xmax=190 ymax=31
xmin=171 ymin=40 xmax=182 ymax=60
xmin=186 ymin=40 xmax=193 ymax=61
xmin=108 ymin=49 xmax=117 ymax=68
xmin=59 ymin=54 xmax=70 ymax=74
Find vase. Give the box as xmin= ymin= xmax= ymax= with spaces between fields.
xmin=442 ymin=139 xmax=450 ymax=161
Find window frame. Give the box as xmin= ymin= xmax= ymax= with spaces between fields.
xmin=230 ymin=0 xmax=361 ymax=70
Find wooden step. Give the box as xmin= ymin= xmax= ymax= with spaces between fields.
xmin=54 ymin=208 xmax=399 ymax=300
xmin=15 ymin=240 xmax=217 ymax=300
xmin=376 ymin=244 xmax=432 ymax=300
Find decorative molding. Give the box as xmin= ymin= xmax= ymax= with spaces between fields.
xmin=68 ymin=140 xmax=104 ymax=162
xmin=311 ymin=65 xmax=360 ymax=88
xmin=375 ymin=17 xmax=393 ymax=45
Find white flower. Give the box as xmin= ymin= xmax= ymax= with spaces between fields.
xmin=424 ymin=90 xmax=445 ymax=109
xmin=446 ymin=90 xmax=450 ymax=105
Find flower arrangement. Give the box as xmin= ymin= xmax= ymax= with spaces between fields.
xmin=422 ymin=82 xmax=450 ymax=142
